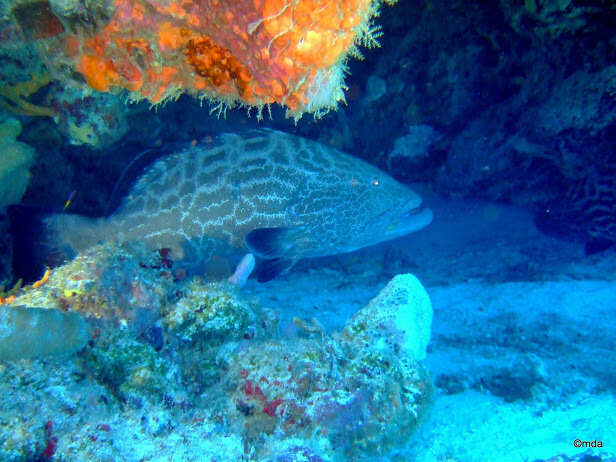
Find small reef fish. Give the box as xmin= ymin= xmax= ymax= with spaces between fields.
xmin=63 ymin=190 xmax=77 ymax=211
xmin=44 ymin=130 xmax=433 ymax=281
xmin=535 ymin=159 xmax=616 ymax=255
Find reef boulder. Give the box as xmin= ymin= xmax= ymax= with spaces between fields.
xmin=219 ymin=273 xmax=433 ymax=459
xmin=344 ymin=273 xmax=433 ymax=361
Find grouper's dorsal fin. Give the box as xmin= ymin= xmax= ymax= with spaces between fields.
xmin=109 ymin=145 xmax=190 ymax=216
xmin=244 ymin=227 xmax=306 ymax=258
xmin=106 ymin=146 xmax=175 ymax=215
xmin=129 ymin=151 xmax=186 ymax=197
xmin=119 ymin=136 xmax=233 ymax=208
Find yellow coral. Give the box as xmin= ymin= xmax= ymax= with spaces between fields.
xmin=0 ymin=73 xmax=56 ymax=118
xmin=67 ymin=120 xmax=100 ymax=146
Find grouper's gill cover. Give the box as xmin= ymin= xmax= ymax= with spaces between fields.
xmin=47 ymin=130 xmax=433 ymax=279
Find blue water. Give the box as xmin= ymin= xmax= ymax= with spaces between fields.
xmin=1 ymin=0 xmax=615 ymax=460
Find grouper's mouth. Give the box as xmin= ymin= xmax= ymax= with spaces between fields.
xmin=385 ymin=204 xmax=434 ymax=235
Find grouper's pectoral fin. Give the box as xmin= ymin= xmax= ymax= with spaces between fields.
xmin=244 ymin=227 xmax=307 ymax=258
xmin=256 ymin=258 xmax=298 ymax=282
xmin=244 ymin=227 xmax=306 ymax=282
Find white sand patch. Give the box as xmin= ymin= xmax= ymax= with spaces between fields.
xmin=406 ymin=391 xmax=616 ymax=462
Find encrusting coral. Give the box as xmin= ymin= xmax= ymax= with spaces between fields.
xmin=15 ymin=0 xmax=396 ymax=119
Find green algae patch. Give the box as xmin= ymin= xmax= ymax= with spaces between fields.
xmin=163 ymin=278 xmax=255 ymax=344
xmin=83 ymin=333 xmax=170 ymax=401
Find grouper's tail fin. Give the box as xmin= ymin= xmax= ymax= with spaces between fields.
xmin=8 ymin=206 xmax=104 ymax=283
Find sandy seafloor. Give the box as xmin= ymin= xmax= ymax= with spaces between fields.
xmin=3 ymin=190 xmax=616 ymax=461
xmin=245 ymin=190 xmax=616 ymax=461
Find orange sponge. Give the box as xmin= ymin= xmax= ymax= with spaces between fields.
xmin=65 ymin=0 xmax=394 ymax=119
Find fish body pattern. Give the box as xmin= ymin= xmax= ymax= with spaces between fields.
xmin=47 ymin=130 xmax=433 ymax=280
xmin=535 ymin=159 xmax=616 ymax=255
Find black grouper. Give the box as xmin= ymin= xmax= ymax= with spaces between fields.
xmin=43 ymin=130 xmax=433 ymax=281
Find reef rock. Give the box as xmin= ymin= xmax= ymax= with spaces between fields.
xmin=218 ymin=273 xmax=433 ymax=459
xmin=344 ymin=273 xmax=433 ymax=361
